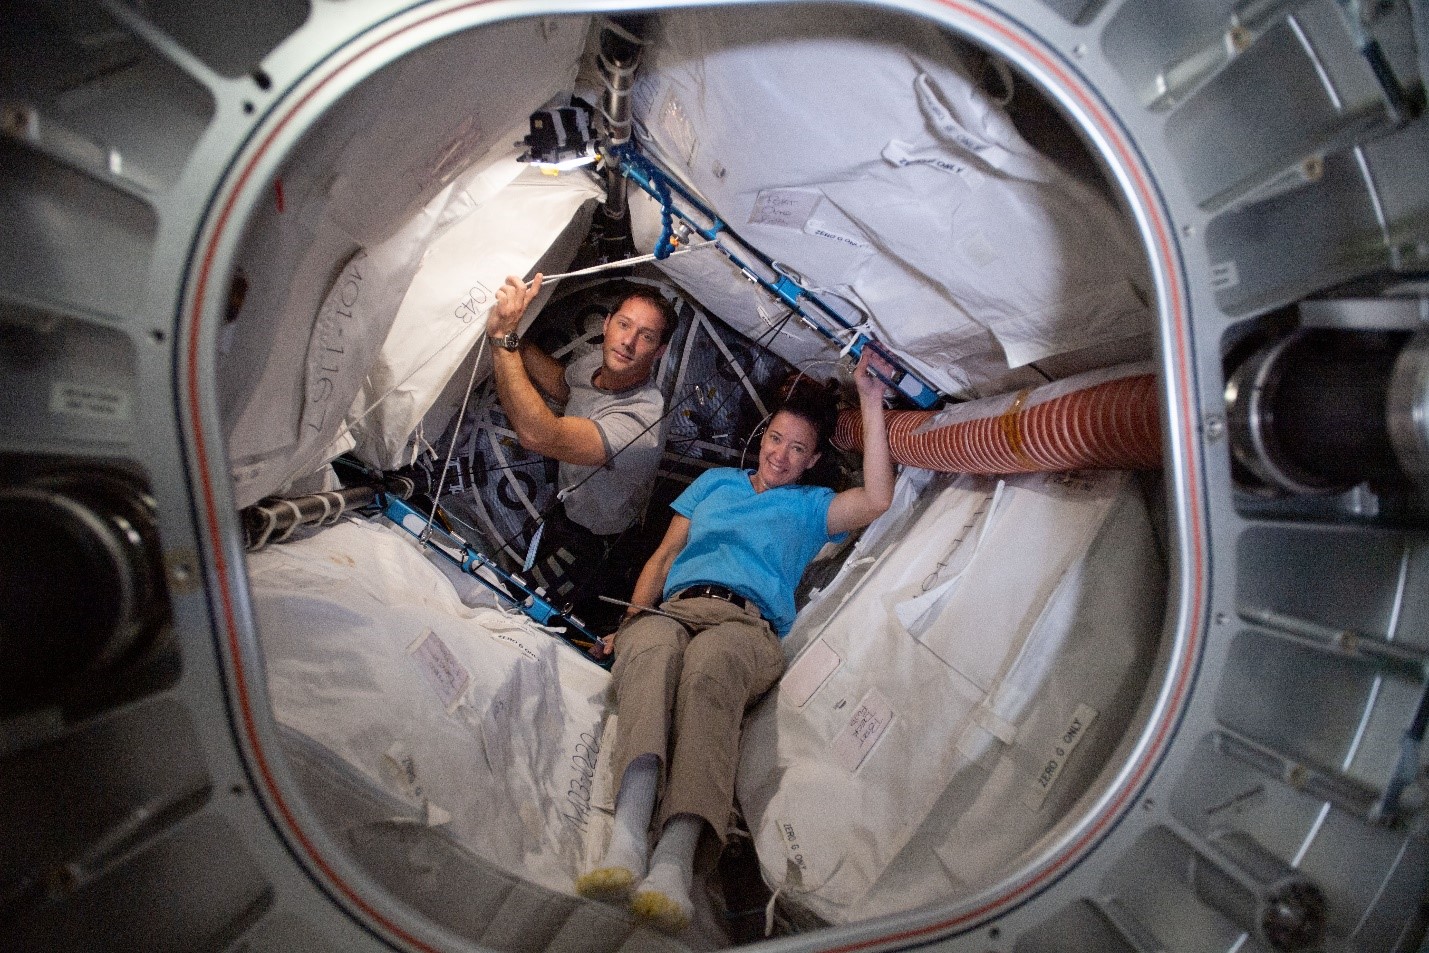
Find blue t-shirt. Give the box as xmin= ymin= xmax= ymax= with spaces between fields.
xmin=664 ymin=468 xmax=846 ymax=636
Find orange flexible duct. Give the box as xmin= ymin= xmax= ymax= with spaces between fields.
xmin=835 ymin=372 xmax=1161 ymax=473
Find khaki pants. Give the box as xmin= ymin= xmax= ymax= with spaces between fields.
xmin=610 ymin=595 xmax=785 ymax=841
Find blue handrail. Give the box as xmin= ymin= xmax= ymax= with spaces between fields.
xmin=613 ymin=144 xmax=941 ymax=409
xmin=378 ymin=494 xmax=612 ymax=669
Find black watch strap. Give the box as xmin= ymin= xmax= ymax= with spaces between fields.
xmin=492 ymin=331 xmax=522 ymax=351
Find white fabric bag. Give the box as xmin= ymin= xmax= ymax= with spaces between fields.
xmin=221 ymin=16 xmax=591 ymax=506
xmin=736 ymin=470 xmax=1163 ymax=923
xmin=249 ymin=517 xmax=613 ymax=896
xmin=628 ymin=7 xmax=1151 ymax=397
xmin=347 ymin=164 xmax=605 ymax=469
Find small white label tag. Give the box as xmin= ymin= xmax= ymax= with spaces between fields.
xmin=912 ymin=74 xmax=1015 ymax=170
xmin=49 ymin=382 xmax=131 ymax=422
xmin=882 ymin=139 xmax=984 ymax=185
xmin=832 ymin=688 xmax=894 ymax=773
xmin=748 ymin=188 xmax=821 ymax=230
xmin=1023 ymin=703 xmax=1098 ymax=811
xmin=778 ymin=819 xmax=810 ymax=885
xmin=805 ymin=224 xmax=869 ymax=249
xmin=490 ymin=631 xmax=539 ymax=662
xmin=407 ymin=629 xmax=471 ymax=713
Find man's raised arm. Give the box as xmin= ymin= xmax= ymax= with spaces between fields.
xmin=488 ymin=274 xmax=608 ymax=466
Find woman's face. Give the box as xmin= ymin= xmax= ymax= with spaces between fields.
xmin=758 ymin=411 xmax=821 ymax=489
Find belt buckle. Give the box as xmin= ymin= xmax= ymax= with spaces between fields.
xmin=710 ymin=585 xmax=742 ymax=608
xmin=685 ymin=584 xmax=733 ymax=606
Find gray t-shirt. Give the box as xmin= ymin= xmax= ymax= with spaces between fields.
xmin=558 ymin=349 xmax=666 ymax=535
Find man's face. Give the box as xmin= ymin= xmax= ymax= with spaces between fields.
xmin=600 ymin=296 xmax=668 ymax=387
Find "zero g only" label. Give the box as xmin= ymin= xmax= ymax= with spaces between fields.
xmin=1023 ymin=703 xmax=1099 ymax=811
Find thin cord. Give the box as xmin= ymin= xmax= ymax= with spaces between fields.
xmin=455 ymin=279 xmax=831 ymax=565
xmin=422 ymin=335 xmax=487 ymax=539
xmin=331 ymin=246 xmax=713 ymax=456
xmin=484 ymin=300 xmax=797 ymax=563
xmin=333 ymin=319 xmax=482 ymax=453
xmin=528 ymin=240 xmax=715 ymax=286
xmin=488 ymin=382 xmax=702 ymax=560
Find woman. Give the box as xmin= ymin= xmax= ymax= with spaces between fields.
xmin=576 ymin=350 xmax=894 ymax=933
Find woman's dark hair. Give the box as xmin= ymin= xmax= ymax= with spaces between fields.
xmin=771 ymin=377 xmax=840 ymax=454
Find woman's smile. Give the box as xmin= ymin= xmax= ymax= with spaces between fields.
xmin=756 ymin=411 xmax=821 ymax=489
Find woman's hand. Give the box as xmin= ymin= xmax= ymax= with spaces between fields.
xmin=854 ymin=348 xmax=893 ymax=403
xmin=592 ymin=609 xmax=639 ymax=660
xmin=489 ymin=273 xmax=542 ymax=339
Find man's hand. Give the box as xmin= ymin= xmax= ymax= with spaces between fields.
xmin=489 ymin=273 xmax=542 ymax=339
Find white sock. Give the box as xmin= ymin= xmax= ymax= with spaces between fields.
xmin=636 ymin=812 xmax=701 ymax=918
xmin=599 ymin=754 xmax=658 ymax=878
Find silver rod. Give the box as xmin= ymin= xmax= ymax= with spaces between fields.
xmin=1238 ymin=604 xmax=1428 ymax=677
xmin=527 ymin=241 xmax=715 ymax=286
xmin=598 ymin=595 xmax=700 ymax=625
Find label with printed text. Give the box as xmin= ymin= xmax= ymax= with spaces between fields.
xmin=748 ymin=188 xmax=821 ymax=230
xmin=50 ymin=382 xmax=131 ymax=422
xmin=832 ymin=688 xmax=894 ymax=773
xmin=407 ymin=630 xmax=471 ymax=713
xmin=1023 ymin=703 xmax=1098 ymax=810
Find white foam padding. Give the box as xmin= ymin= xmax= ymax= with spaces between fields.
xmin=736 ymin=469 xmax=1163 ymax=924
xmin=346 ymin=163 xmax=604 ymax=469
xmin=249 ymin=516 xmax=613 ymax=896
xmin=627 ymin=7 xmax=1151 ymax=397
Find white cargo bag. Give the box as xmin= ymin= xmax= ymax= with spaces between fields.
xmin=249 ymin=517 xmax=613 ymax=896
xmin=736 ymin=470 xmax=1163 ymax=923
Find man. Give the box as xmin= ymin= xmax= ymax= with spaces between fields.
xmin=486 ymin=273 xmax=676 ymax=628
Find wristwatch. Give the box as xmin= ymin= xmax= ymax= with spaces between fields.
xmin=491 ymin=331 xmax=521 ymax=351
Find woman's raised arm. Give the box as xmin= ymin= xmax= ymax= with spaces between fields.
xmin=826 ymin=350 xmax=896 ymax=536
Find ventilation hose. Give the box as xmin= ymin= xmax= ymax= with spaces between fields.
xmin=833 ymin=368 xmax=1161 ymax=473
